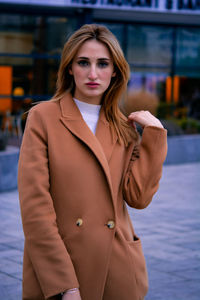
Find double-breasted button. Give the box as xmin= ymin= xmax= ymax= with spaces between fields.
xmin=76 ymin=218 xmax=83 ymax=227
xmin=107 ymin=220 xmax=115 ymax=229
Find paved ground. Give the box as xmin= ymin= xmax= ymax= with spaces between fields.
xmin=0 ymin=162 xmax=199 ymax=300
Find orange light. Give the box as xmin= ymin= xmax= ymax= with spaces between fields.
xmin=173 ymin=76 xmax=179 ymax=103
xmin=166 ymin=76 xmax=172 ymax=103
xmin=0 ymin=66 xmax=12 ymax=112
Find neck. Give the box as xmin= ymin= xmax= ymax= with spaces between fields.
xmin=73 ymin=94 xmax=102 ymax=105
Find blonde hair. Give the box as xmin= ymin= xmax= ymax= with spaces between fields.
xmin=52 ymin=24 xmax=138 ymax=145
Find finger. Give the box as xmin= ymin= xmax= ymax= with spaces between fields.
xmin=128 ymin=111 xmax=145 ymax=119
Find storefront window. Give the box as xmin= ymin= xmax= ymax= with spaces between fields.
xmin=176 ymin=27 xmax=200 ymax=77
xmin=175 ymin=28 xmax=200 ymax=120
xmin=0 ymin=14 xmax=77 ymax=116
xmin=125 ymin=24 xmax=173 ymax=110
xmin=0 ymin=14 xmax=34 ymax=66
xmin=127 ymin=25 xmax=173 ymax=73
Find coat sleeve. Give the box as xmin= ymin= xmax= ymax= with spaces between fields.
xmin=123 ymin=126 xmax=167 ymax=209
xmin=18 ymin=106 xmax=79 ymax=299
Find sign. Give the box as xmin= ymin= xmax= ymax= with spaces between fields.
xmin=1 ymin=0 xmax=200 ymax=12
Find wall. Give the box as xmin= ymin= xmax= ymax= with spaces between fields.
xmin=165 ymin=134 xmax=200 ymax=164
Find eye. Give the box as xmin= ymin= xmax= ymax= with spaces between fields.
xmin=77 ymin=60 xmax=89 ymax=67
xmin=98 ymin=61 xmax=109 ymax=68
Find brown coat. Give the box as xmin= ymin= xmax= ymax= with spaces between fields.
xmin=18 ymin=93 xmax=167 ymax=300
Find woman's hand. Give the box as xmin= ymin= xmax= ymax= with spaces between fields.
xmin=128 ymin=111 xmax=163 ymax=130
xmin=62 ymin=289 xmax=82 ymax=300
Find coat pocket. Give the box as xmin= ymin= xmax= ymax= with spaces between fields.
xmin=127 ymin=236 xmax=148 ymax=299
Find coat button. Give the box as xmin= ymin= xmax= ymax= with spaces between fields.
xmin=76 ymin=218 xmax=83 ymax=227
xmin=107 ymin=220 xmax=115 ymax=229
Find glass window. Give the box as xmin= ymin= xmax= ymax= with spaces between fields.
xmin=176 ymin=27 xmax=200 ymax=77
xmin=175 ymin=28 xmax=200 ymax=121
xmin=127 ymin=25 xmax=173 ymax=73
xmin=46 ymin=17 xmax=77 ymax=55
xmin=0 ymin=14 xmax=35 ymax=66
xmin=0 ymin=14 xmax=77 ymax=116
xmin=126 ymin=25 xmax=173 ymax=105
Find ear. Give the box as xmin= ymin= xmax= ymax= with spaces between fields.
xmin=68 ymin=65 xmax=73 ymax=75
xmin=112 ymin=71 xmax=116 ymax=78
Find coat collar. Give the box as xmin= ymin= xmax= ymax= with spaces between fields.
xmin=59 ymin=93 xmax=118 ymax=198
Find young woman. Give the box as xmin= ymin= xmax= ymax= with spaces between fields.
xmin=18 ymin=24 xmax=167 ymax=300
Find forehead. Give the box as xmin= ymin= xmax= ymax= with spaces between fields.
xmin=75 ymin=39 xmax=111 ymax=59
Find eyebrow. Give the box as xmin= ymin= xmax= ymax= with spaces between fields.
xmin=77 ymin=56 xmax=110 ymax=61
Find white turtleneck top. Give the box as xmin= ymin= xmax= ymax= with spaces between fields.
xmin=74 ymin=98 xmax=101 ymax=135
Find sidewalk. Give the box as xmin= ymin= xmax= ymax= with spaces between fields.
xmin=0 ymin=162 xmax=200 ymax=300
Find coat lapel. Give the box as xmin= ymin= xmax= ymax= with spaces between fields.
xmin=95 ymin=109 xmax=118 ymax=164
xmin=59 ymin=93 xmax=117 ymax=199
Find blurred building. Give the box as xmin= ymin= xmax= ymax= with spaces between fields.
xmin=0 ymin=0 xmax=200 ymax=123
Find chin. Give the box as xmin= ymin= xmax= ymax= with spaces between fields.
xmin=86 ymin=92 xmax=103 ymax=98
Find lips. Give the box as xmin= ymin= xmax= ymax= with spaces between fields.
xmin=86 ymin=82 xmax=99 ymax=87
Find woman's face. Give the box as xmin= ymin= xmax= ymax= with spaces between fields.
xmin=69 ymin=39 xmax=115 ymax=105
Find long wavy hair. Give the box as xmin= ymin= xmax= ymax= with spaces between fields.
xmin=52 ymin=24 xmax=139 ymax=145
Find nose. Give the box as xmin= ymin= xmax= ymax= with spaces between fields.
xmin=88 ymin=65 xmax=97 ymax=81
